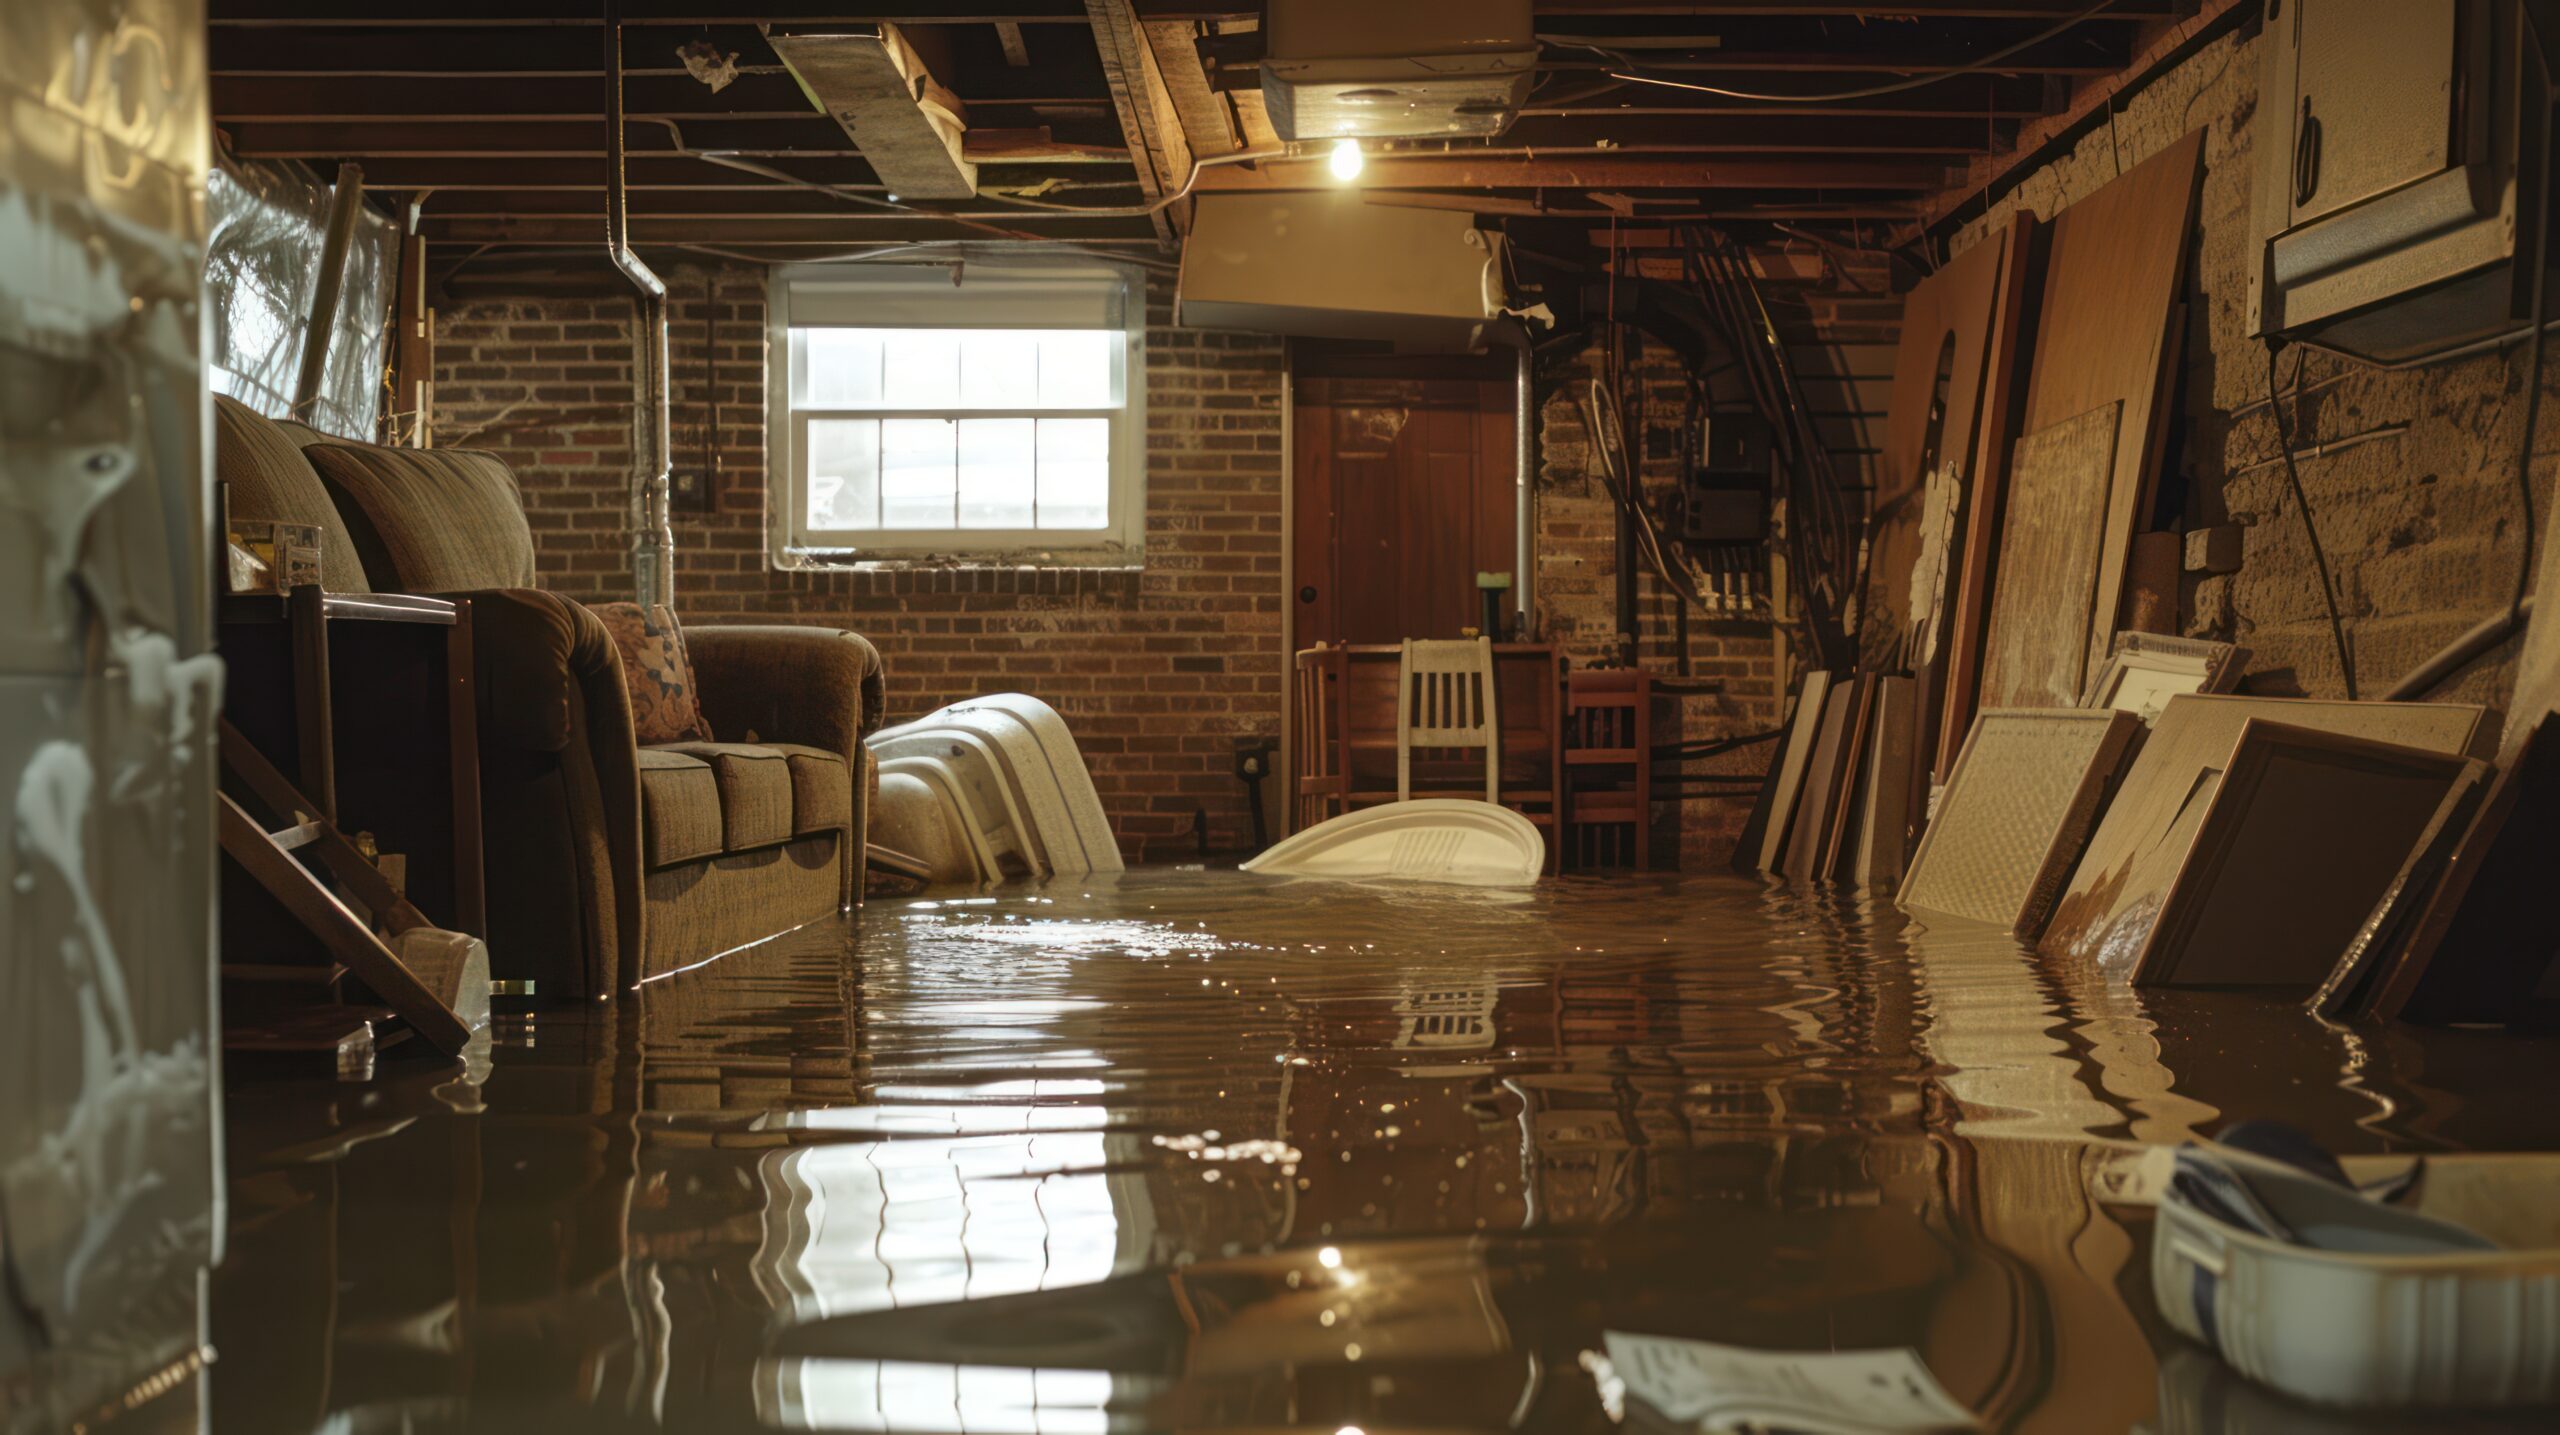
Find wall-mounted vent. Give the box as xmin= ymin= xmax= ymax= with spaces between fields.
xmin=769 ymin=25 xmax=976 ymax=200
xmin=1259 ymin=0 xmax=1536 ymax=141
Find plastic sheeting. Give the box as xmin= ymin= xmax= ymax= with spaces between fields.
xmin=206 ymin=156 xmax=396 ymax=440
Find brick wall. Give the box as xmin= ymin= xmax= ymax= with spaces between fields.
xmin=436 ymin=269 xmax=1289 ymax=861
xmin=1946 ymin=21 xmax=2556 ymax=710
xmin=432 ymin=262 xmax=1871 ymax=867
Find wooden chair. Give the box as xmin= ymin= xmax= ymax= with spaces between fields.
xmin=1564 ymin=668 xmax=1652 ymax=871
xmin=1292 ymin=645 xmax=1351 ymax=830
xmin=1397 ymin=637 xmax=1500 ymax=802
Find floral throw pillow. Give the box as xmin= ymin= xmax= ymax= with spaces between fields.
xmin=591 ymin=601 xmax=714 ymax=744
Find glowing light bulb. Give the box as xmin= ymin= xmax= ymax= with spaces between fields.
xmin=1318 ymin=1245 xmax=1343 ymax=1269
xmin=1327 ymin=138 xmax=1364 ymax=182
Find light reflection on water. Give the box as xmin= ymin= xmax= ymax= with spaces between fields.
xmin=211 ymin=870 xmax=2560 ymax=1434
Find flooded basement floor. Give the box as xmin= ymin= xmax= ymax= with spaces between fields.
xmin=206 ymin=869 xmax=2560 ymax=1434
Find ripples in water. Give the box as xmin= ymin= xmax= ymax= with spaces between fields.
xmin=209 ymin=869 xmax=2560 ymax=1433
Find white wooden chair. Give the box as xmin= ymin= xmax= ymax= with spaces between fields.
xmin=1396 ymin=637 xmax=1501 ymax=802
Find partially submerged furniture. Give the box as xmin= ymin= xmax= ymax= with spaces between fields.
xmin=1243 ymin=799 xmax=1545 ymax=885
xmin=1396 ymin=637 xmax=1501 ymax=802
xmin=213 ymin=397 xmax=885 ymax=995
xmin=868 ymin=693 xmax=1124 ymax=884
xmin=1291 ymin=642 xmax=1564 ymax=872
xmin=1563 ymin=667 xmax=1654 ymax=871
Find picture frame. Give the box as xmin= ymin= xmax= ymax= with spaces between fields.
xmin=2079 ymin=631 xmax=2247 ymax=724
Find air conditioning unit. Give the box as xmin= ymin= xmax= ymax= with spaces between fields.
xmin=1175 ymin=191 xmax=1508 ymax=349
xmin=1259 ymin=0 xmax=1537 ymax=141
xmin=2246 ymin=0 xmax=2559 ymax=361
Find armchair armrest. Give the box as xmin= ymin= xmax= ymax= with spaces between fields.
xmin=688 ymin=625 xmax=886 ymax=759
xmin=441 ymin=587 xmax=622 ymax=753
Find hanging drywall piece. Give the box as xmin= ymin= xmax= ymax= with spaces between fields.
xmin=1899 ymin=708 xmax=2139 ymax=932
xmin=2040 ymin=695 xmax=2496 ymax=973
xmin=1977 ymin=401 xmax=2121 ymax=708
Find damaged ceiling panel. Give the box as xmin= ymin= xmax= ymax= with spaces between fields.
xmin=768 ymin=24 xmax=976 ymax=201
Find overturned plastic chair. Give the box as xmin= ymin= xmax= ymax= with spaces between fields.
xmin=1242 ymin=799 xmax=1545 ymax=886
xmin=867 ymin=694 xmax=1123 ymax=882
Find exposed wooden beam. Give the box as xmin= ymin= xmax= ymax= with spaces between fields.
xmin=1083 ymin=0 xmax=1190 ymax=248
xmin=345 ymin=155 xmax=1130 ymax=189
xmin=994 ymin=21 xmax=1032 ymax=65
xmin=219 ymin=117 xmax=1133 ymax=161
xmin=1133 ymin=1 xmax=2169 ymax=15
xmin=422 ymin=214 xmax=1159 ymax=242
xmin=1195 ymin=155 xmax=1948 ymax=192
xmin=212 ymin=2 xmax=1095 ymax=24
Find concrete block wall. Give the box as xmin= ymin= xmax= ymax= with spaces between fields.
xmin=1947 ymin=21 xmax=2556 ymax=711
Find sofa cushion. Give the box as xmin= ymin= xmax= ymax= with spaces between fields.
xmin=762 ymin=743 xmax=854 ymax=836
xmin=303 ymin=442 xmax=539 ymax=593
xmin=212 ymin=396 xmax=374 ymax=592
xmin=589 ymin=601 xmax=714 ymax=745
xmin=658 ymin=742 xmax=795 ymax=853
xmin=637 ymin=748 xmax=722 ymax=868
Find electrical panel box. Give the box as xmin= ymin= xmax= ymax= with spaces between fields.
xmin=2246 ymin=0 xmax=2555 ymax=360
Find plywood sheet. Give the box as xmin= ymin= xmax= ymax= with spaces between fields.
xmin=1779 ymin=682 xmax=1856 ymax=880
xmin=2040 ymin=694 xmax=2496 ymax=970
xmin=1933 ymin=215 xmax=2042 ymax=783
xmin=2312 ymin=761 xmax=2494 ymax=1019
xmin=2373 ymin=712 xmax=2560 ymax=1023
xmin=1861 ymin=222 xmax=2012 ymax=674
xmin=1851 ymin=676 xmax=1917 ymax=888
xmin=2017 ymin=128 xmax=2207 ymax=698
xmin=1899 ymin=708 xmax=2139 ymax=932
xmin=1978 ymin=401 xmax=2120 ymax=709
xmin=2137 ymin=723 xmax=2469 ymax=989
xmin=1741 ymin=671 xmax=1833 ymax=873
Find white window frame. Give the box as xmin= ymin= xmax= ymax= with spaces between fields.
xmin=766 ymin=257 xmax=1148 ymax=569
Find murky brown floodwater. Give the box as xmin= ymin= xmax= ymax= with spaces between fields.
xmin=202 ymin=869 xmax=2560 ymax=1435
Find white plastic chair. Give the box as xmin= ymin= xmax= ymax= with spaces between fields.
xmin=1396 ymin=637 xmax=1500 ymax=802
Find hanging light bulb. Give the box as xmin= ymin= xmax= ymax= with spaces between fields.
xmin=1327 ymin=137 xmax=1364 ymax=182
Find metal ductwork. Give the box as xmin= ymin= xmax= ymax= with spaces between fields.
xmin=606 ymin=5 xmax=674 ymax=608
xmin=1260 ymin=0 xmax=1537 ymax=140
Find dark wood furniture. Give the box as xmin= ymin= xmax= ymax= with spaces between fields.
xmin=1291 ymin=642 xmax=1565 ymax=873
xmin=218 ymin=590 xmax=487 ymax=1068
xmin=219 ymin=588 xmax=485 ymax=935
xmin=1564 ymin=668 xmax=1654 ymax=872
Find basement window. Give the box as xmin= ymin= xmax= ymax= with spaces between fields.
xmin=768 ymin=258 xmax=1145 ymax=567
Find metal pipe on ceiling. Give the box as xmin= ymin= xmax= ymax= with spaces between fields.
xmin=607 ymin=0 xmax=675 ymax=609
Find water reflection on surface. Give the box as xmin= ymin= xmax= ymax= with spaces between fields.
xmin=209 ymin=871 xmax=2560 ymax=1434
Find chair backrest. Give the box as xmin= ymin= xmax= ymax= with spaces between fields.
xmin=1398 ymin=637 xmax=1499 ymax=800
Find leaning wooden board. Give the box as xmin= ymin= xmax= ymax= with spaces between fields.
xmin=1994 ymin=129 xmax=2207 ymax=707
xmin=1899 ymin=708 xmax=2139 ymax=932
xmin=2038 ymin=694 xmax=2497 ymax=972
xmin=2130 ymin=722 xmax=2473 ymax=990
xmin=1978 ymin=401 xmax=2121 ymax=709
xmin=1932 ymin=215 xmax=2043 ymax=783
xmin=1742 ymin=670 xmax=1834 ymax=872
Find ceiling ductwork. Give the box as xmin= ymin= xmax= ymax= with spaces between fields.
xmin=1259 ymin=0 xmax=1537 ymax=142
xmin=768 ymin=24 xmax=977 ymax=200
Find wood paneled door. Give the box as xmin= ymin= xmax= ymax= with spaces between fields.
xmin=1292 ymin=356 xmax=1518 ymax=648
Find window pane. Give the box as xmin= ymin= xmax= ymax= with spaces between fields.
xmin=1037 ymin=332 xmax=1116 ymax=408
xmin=806 ymin=419 xmax=880 ymax=529
xmin=960 ymin=331 xmax=1040 ymax=407
xmin=798 ymin=330 xmax=883 ymax=407
xmin=881 ymin=419 xmax=956 ymax=528
xmin=881 ymin=331 xmax=961 ymax=407
xmin=957 ymin=418 xmax=1035 ymax=529
xmin=1036 ymin=419 xmax=1110 ymax=529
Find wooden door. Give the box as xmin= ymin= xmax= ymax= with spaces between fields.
xmin=1292 ymin=362 xmax=1517 ymax=648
